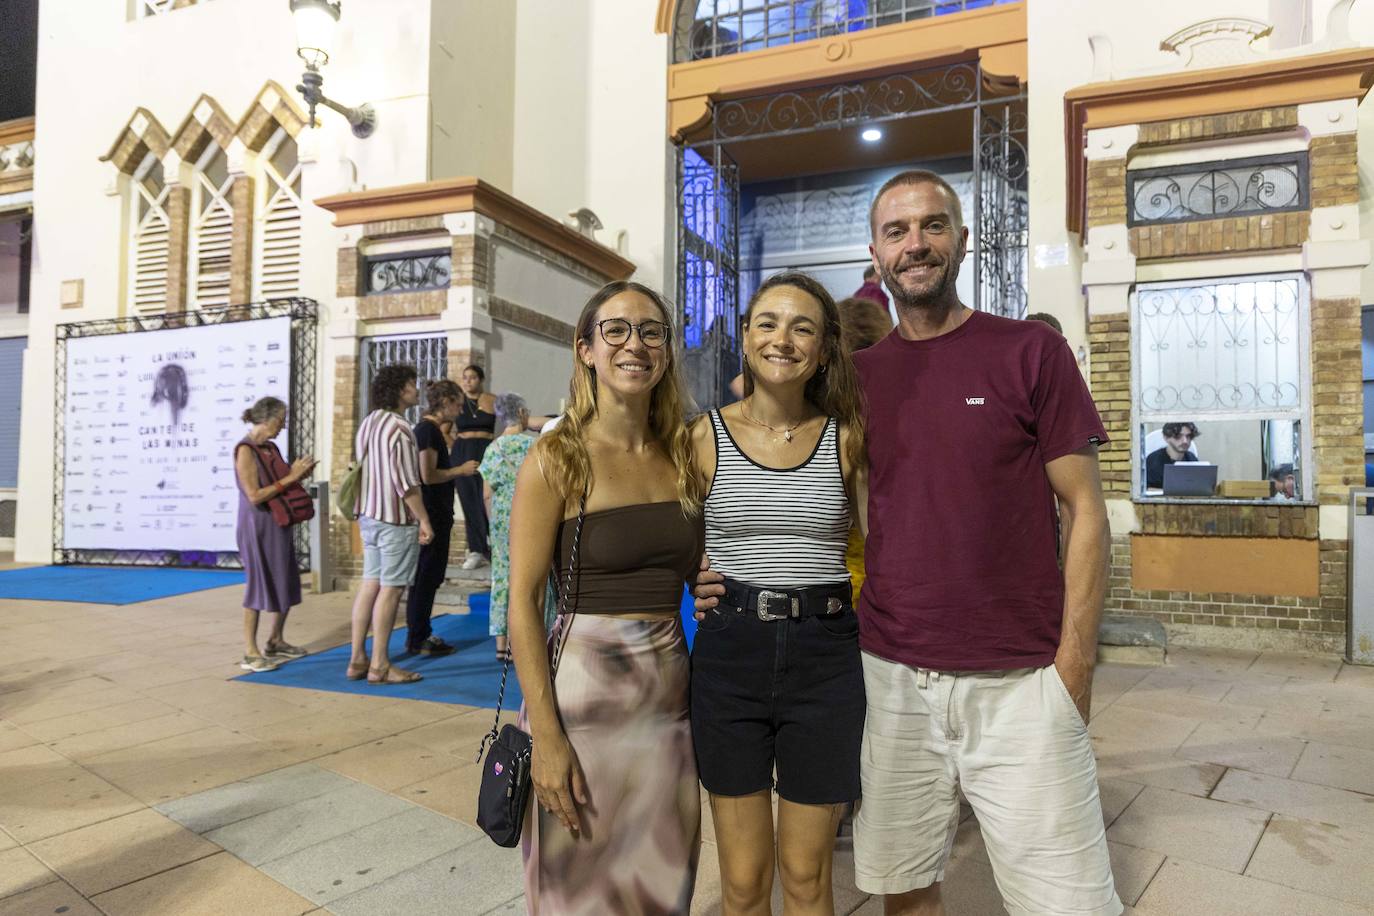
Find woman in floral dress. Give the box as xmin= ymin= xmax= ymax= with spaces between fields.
xmin=479 ymin=391 xmax=543 ymax=659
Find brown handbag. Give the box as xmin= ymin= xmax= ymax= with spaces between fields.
xmin=246 ymin=442 xmax=315 ymax=528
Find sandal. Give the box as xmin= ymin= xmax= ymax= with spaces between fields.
xmin=266 ymin=640 xmax=307 ymax=659
xmin=345 ymin=661 xmax=369 ymax=681
xmin=367 ymin=665 xmax=423 ymax=685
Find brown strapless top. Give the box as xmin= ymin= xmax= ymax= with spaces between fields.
xmin=553 ymin=501 xmax=704 ymax=615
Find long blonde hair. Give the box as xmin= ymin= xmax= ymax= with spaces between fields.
xmin=536 ymin=281 xmax=702 ymax=515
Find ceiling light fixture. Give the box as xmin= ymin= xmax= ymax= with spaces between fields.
xmin=861 ymin=127 xmax=883 ymax=143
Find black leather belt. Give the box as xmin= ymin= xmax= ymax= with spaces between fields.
xmin=720 ymin=577 xmax=852 ymax=622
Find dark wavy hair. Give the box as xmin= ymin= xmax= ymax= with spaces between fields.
xmin=370 ymin=364 xmax=418 ymax=412
xmin=742 ymin=272 xmax=866 ymax=470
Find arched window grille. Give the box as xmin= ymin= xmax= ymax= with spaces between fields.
xmin=188 ymin=143 xmax=233 ymax=309
xmin=253 ymin=129 xmax=303 ymax=300
xmin=674 ymin=0 xmax=1020 ymax=62
xmin=128 ymin=152 xmax=170 ymax=314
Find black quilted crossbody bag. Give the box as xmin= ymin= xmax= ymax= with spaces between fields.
xmin=475 ymin=494 xmax=585 ymax=848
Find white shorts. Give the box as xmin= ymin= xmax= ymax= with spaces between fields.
xmin=854 ymin=652 xmax=1122 ymax=916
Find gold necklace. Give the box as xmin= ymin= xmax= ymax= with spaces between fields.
xmin=740 ymin=404 xmax=804 ymax=442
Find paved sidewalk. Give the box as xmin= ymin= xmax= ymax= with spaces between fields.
xmin=1 ymin=584 xmax=1373 ymax=914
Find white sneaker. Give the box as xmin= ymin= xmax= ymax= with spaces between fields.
xmin=240 ymin=655 xmax=282 ymax=673
xmin=461 ymin=552 xmax=488 ymax=570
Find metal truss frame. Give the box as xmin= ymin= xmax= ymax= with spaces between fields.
xmin=53 ymin=297 xmax=318 ymax=569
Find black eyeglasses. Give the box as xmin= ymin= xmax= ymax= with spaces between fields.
xmin=594 ymin=318 xmax=670 ymax=349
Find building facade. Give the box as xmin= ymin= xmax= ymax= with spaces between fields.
xmin=16 ymin=0 xmax=1374 ymax=654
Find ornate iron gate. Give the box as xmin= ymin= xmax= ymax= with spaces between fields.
xmin=358 ymin=334 xmax=448 ymax=425
xmin=677 ymin=147 xmax=741 ymax=412
xmin=673 ymin=57 xmax=1028 ymax=407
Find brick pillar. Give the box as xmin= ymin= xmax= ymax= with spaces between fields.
xmin=1310 ymin=296 xmax=1365 ymax=505
xmin=1087 ymin=313 xmax=1131 ymax=497
xmin=229 ymin=174 xmax=254 ymax=304
xmin=329 ymin=352 xmax=362 ymax=584
xmin=164 ymin=183 xmax=191 ymax=312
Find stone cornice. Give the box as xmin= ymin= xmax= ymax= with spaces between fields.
xmin=314 ymin=178 xmax=635 ymax=282
xmin=1063 ymin=46 xmax=1374 ymax=235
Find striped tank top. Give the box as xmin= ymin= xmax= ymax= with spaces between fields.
xmin=703 ymin=409 xmax=851 ymax=588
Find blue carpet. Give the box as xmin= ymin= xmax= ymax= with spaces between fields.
xmin=0 ymin=565 xmax=246 ymax=605
xmin=237 ymin=588 xmax=698 ymax=709
xmin=236 ymin=603 xmax=517 ymax=709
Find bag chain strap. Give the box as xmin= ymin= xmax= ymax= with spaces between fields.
xmin=476 ymin=489 xmax=586 ymax=762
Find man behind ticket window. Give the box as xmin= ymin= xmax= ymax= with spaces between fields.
xmin=1145 ymin=421 xmax=1199 ymax=489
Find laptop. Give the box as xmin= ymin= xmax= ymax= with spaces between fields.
xmin=1163 ymin=462 xmax=1218 ymax=497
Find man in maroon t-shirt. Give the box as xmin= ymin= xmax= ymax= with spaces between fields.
xmin=855 ymin=172 xmax=1118 ymax=914
xmin=697 ymin=171 xmax=1120 ymax=915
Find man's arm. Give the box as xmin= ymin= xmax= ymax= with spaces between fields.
xmin=1045 ymin=445 xmax=1109 ymax=724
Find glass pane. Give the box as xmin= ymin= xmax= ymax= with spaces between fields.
xmin=270 ymin=135 xmax=299 ymax=180
xmin=1139 ymin=418 xmax=1302 ymax=500
xmin=1136 ymin=276 xmax=1303 ymax=415
xmin=140 ymin=159 xmax=165 ymax=195
xmin=203 ymin=148 xmax=229 ymax=190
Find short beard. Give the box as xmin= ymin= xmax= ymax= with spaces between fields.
xmin=879 ymin=258 xmax=958 ymax=310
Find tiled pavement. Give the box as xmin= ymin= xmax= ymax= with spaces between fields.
xmin=2 ymin=584 xmax=1374 ymax=915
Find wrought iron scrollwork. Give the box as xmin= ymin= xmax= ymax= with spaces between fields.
xmin=364 ymin=251 xmax=452 ymax=294
xmin=1136 ymin=276 xmax=1303 ymax=412
xmin=976 ymin=105 xmax=1029 ymax=320
xmin=713 ymin=63 xmax=979 ymax=142
xmin=1127 ymin=153 xmax=1307 ymax=226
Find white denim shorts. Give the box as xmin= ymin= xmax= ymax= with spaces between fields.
xmin=854 ymin=652 xmax=1122 ymax=916
xmin=359 ymin=517 xmax=420 ymax=588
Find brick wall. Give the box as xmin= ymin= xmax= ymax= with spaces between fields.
xmin=1087 ymin=313 xmax=1131 ymax=496
xmin=1311 ymin=296 xmax=1366 ymax=505
xmin=228 ymin=175 xmax=254 ymax=304
xmin=1130 ymin=211 xmax=1309 ymax=259
xmin=1135 ymin=107 xmax=1298 ymax=145
xmin=1085 ymin=159 xmax=1126 ymax=229
xmin=1109 ymin=534 xmax=1348 ymax=641
xmin=1310 ymin=134 xmax=1359 ymax=207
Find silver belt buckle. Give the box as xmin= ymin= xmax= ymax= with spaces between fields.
xmin=756 ymin=590 xmax=797 ymax=621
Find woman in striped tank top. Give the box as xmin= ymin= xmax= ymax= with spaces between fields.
xmin=689 ymin=271 xmax=868 ymax=915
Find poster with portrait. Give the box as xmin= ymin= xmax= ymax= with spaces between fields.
xmin=61 ymin=317 xmax=292 ymax=552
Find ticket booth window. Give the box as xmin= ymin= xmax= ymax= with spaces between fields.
xmin=1133 ymin=273 xmax=1310 ymax=502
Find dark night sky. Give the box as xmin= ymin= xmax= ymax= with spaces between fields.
xmin=0 ymin=0 xmax=39 ymax=122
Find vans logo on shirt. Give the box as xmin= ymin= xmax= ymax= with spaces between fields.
xmin=964 ymin=397 xmax=986 ymax=405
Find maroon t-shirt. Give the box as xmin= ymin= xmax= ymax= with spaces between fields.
xmin=854 ymin=311 xmax=1108 ymax=671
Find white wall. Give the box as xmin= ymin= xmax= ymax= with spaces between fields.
xmin=512 ymin=0 xmax=669 ymax=291
xmin=18 ymin=0 xmax=440 ymax=562
xmin=1026 ymin=0 xmax=1278 ymax=364
xmin=429 ymin=0 xmax=517 ymax=187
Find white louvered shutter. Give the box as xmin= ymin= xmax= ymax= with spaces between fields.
xmin=130 ymin=154 xmax=170 ymax=314
xmin=254 ymin=131 xmax=302 ymax=299
xmin=189 ymin=145 xmax=233 ymax=308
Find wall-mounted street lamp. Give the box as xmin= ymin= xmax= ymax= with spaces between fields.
xmin=290 ymin=0 xmax=376 ymax=139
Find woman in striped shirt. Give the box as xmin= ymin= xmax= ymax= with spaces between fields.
xmin=347 ymin=364 xmax=435 ymax=686
xmin=689 ymin=271 xmax=868 ymax=915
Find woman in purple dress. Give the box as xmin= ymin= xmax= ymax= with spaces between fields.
xmin=234 ymin=397 xmax=317 ymax=672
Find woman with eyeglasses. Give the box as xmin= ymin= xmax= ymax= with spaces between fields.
xmin=689 ymin=272 xmax=867 ymax=916
xmin=507 ymin=281 xmax=704 ymax=914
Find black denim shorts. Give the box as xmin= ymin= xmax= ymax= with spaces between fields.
xmin=689 ymin=603 xmax=865 ymax=805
